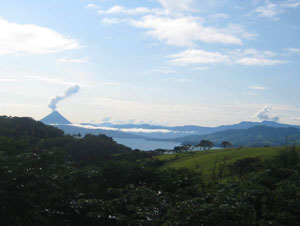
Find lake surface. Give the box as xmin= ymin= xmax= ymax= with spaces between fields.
xmin=114 ymin=138 xmax=181 ymax=151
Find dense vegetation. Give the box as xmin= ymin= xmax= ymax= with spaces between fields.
xmin=1 ymin=116 xmax=300 ymax=226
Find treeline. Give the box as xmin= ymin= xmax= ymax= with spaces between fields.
xmin=173 ymin=140 xmax=232 ymax=153
xmin=1 ymin=116 xmax=300 ymax=225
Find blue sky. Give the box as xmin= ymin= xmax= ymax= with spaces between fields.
xmin=0 ymin=0 xmax=300 ymax=126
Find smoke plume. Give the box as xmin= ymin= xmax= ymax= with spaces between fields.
xmin=48 ymin=85 xmax=80 ymax=111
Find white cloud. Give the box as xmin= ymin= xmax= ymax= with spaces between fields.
xmin=85 ymin=4 xmax=99 ymax=9
xmin=98 ymin=5 xmax=171 ymax=17
xmin=0 ymin=17 xmax=81 ymax=55
xmin=0 ymin=75 xmax=77 ymax=86
xmin=98 ymin=5 xmax=154 ymax=15
xmin=58 ymin=57 xmax=89 ymax=64
xmin=255 ymin=2 xmax=281 ymax=20
xmin=249 ymin=85 xmax=267 ymax=90
xmin=222 ymin=24 xmax=257 ymax=40
xmin=208 ymin=14 xmax=229 ymax=22
xmin=25 ymin=76 xmax=75 ymax=86
xmin=286 ymin=48 xmax=300 ymax=54
xmin=146 ymin=66 xmax=176 ymax=74
xmin=247 ymin=92 xmax=260 ymax=96
xmin=243 ymin=49 xmax=276 ymax=57
xmin=169 ymin=49 xmax=229 ymax=65
xmin=0 ymin=78 xmax=21 ymax=82
xmin=281 ymin=0 xmax=300 ymax=8
xmin=237 ymin=57 xmax=286 ymax=66
xmin=169 ymin=48 xmax=286 ymax=66
xmin=101 ymin=82 xmax=120 ymax=86
xmin=230 ymin=48 xmax=286 ymax=65
xmin=254 ymin=0 xmax=300 ymax=20
xmin=254 ymin=105 xmax=279 ymax=121
xmin=192 ymin=66 xmax=209 ymax=71
xmin=229 ymin=48 xmax=277 ymax=59
xmin=101 ymin=17 xmax=123 ymax=24
xmin=291 ymin=117 xmax=300 ymax=121
xmin=165 ymin=77 xmax=192 ymax=83
xmin=130 ymin=15 xmax=243 ymax=46
xmin=96 ymin=5 xmax=255 ymax=47
xmin=157 ymin=0 xmax=193 ymax=11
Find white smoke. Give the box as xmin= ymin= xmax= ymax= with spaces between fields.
xmin=254 ymin=106 xmax=279 ymax=122
xmin=48 ymin=85 xmax=80 ymax=111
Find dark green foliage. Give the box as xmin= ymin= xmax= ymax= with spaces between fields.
xmin=197 ymin=139 xmax=213 ymax=150
xmin=273 ymin=145 xmax=300 ymax=168
xmin=1 ymin=116 xmax=300 ymax=226
xmin=173 ymin=144 xmax=192 ymax=153
xmin=229 ymin=157 xmax=261 ymax=178
xmin=0 ymin=116 xmax=64 ymax=139
xmin=221 ymin=141 xmax=232 ymax=148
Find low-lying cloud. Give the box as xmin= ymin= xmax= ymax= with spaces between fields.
xmin=71 ymin=123 xmax=193 ymax=134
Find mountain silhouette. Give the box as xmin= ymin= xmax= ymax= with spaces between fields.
xmin=41 ymin=111 xmax=71 ymax=125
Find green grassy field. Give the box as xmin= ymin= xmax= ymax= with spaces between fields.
xmin=157 ymin=147 xmax=300 ymax=176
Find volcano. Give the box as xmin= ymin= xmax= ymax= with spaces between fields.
xmin=41 ymin=111 xmax=71 ymax=125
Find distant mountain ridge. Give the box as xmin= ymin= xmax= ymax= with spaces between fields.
xmin=84 ymin=120 xmax=300 ymax=139
xmin=98 ymin=120 xmax=300 ymax=132
xmin=40 ymin=111 xmax=300 ymax=141
xmin=170 ymin=126 xmax=300 ymax=147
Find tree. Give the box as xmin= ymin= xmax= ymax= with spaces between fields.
xmin=182 ymin=144 xmax=192 ymax=152
xmin=198 ymin=140 xmax=213 ymax=150
xmin=173 ymin=146 xmax=181 ymax=153
xmin=229 ymin=157 xmax=260 ymax=178
xmin=173 ymin=144 xmax=192 ymax=153
xmin=221 ymin=141 xmax=231 ymax=149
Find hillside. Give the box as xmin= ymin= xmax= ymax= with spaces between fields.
xmin=171 ymin=125 xmax=300 ymax=147
xmin=0 ymin=116 xmax=64 ymax=138
xmin=157 ymin=146 xmax=289 ymax=177
xmin=0 ymin=116 xmax=131 ymax=162
xmin=1 ymin=115 xmax=300 ymax=225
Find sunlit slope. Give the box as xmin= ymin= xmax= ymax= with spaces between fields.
xmin=157 ymin=147 xmax=300 ymax=175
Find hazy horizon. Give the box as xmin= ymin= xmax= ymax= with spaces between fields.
xmin=1 ymin=0 xmax=300 ymax=127
xmin=38 ymin=110 xmax=300 ymax=128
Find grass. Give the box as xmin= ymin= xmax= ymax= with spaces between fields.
xmin=156 ymin=147 xmax=299 ymax=177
